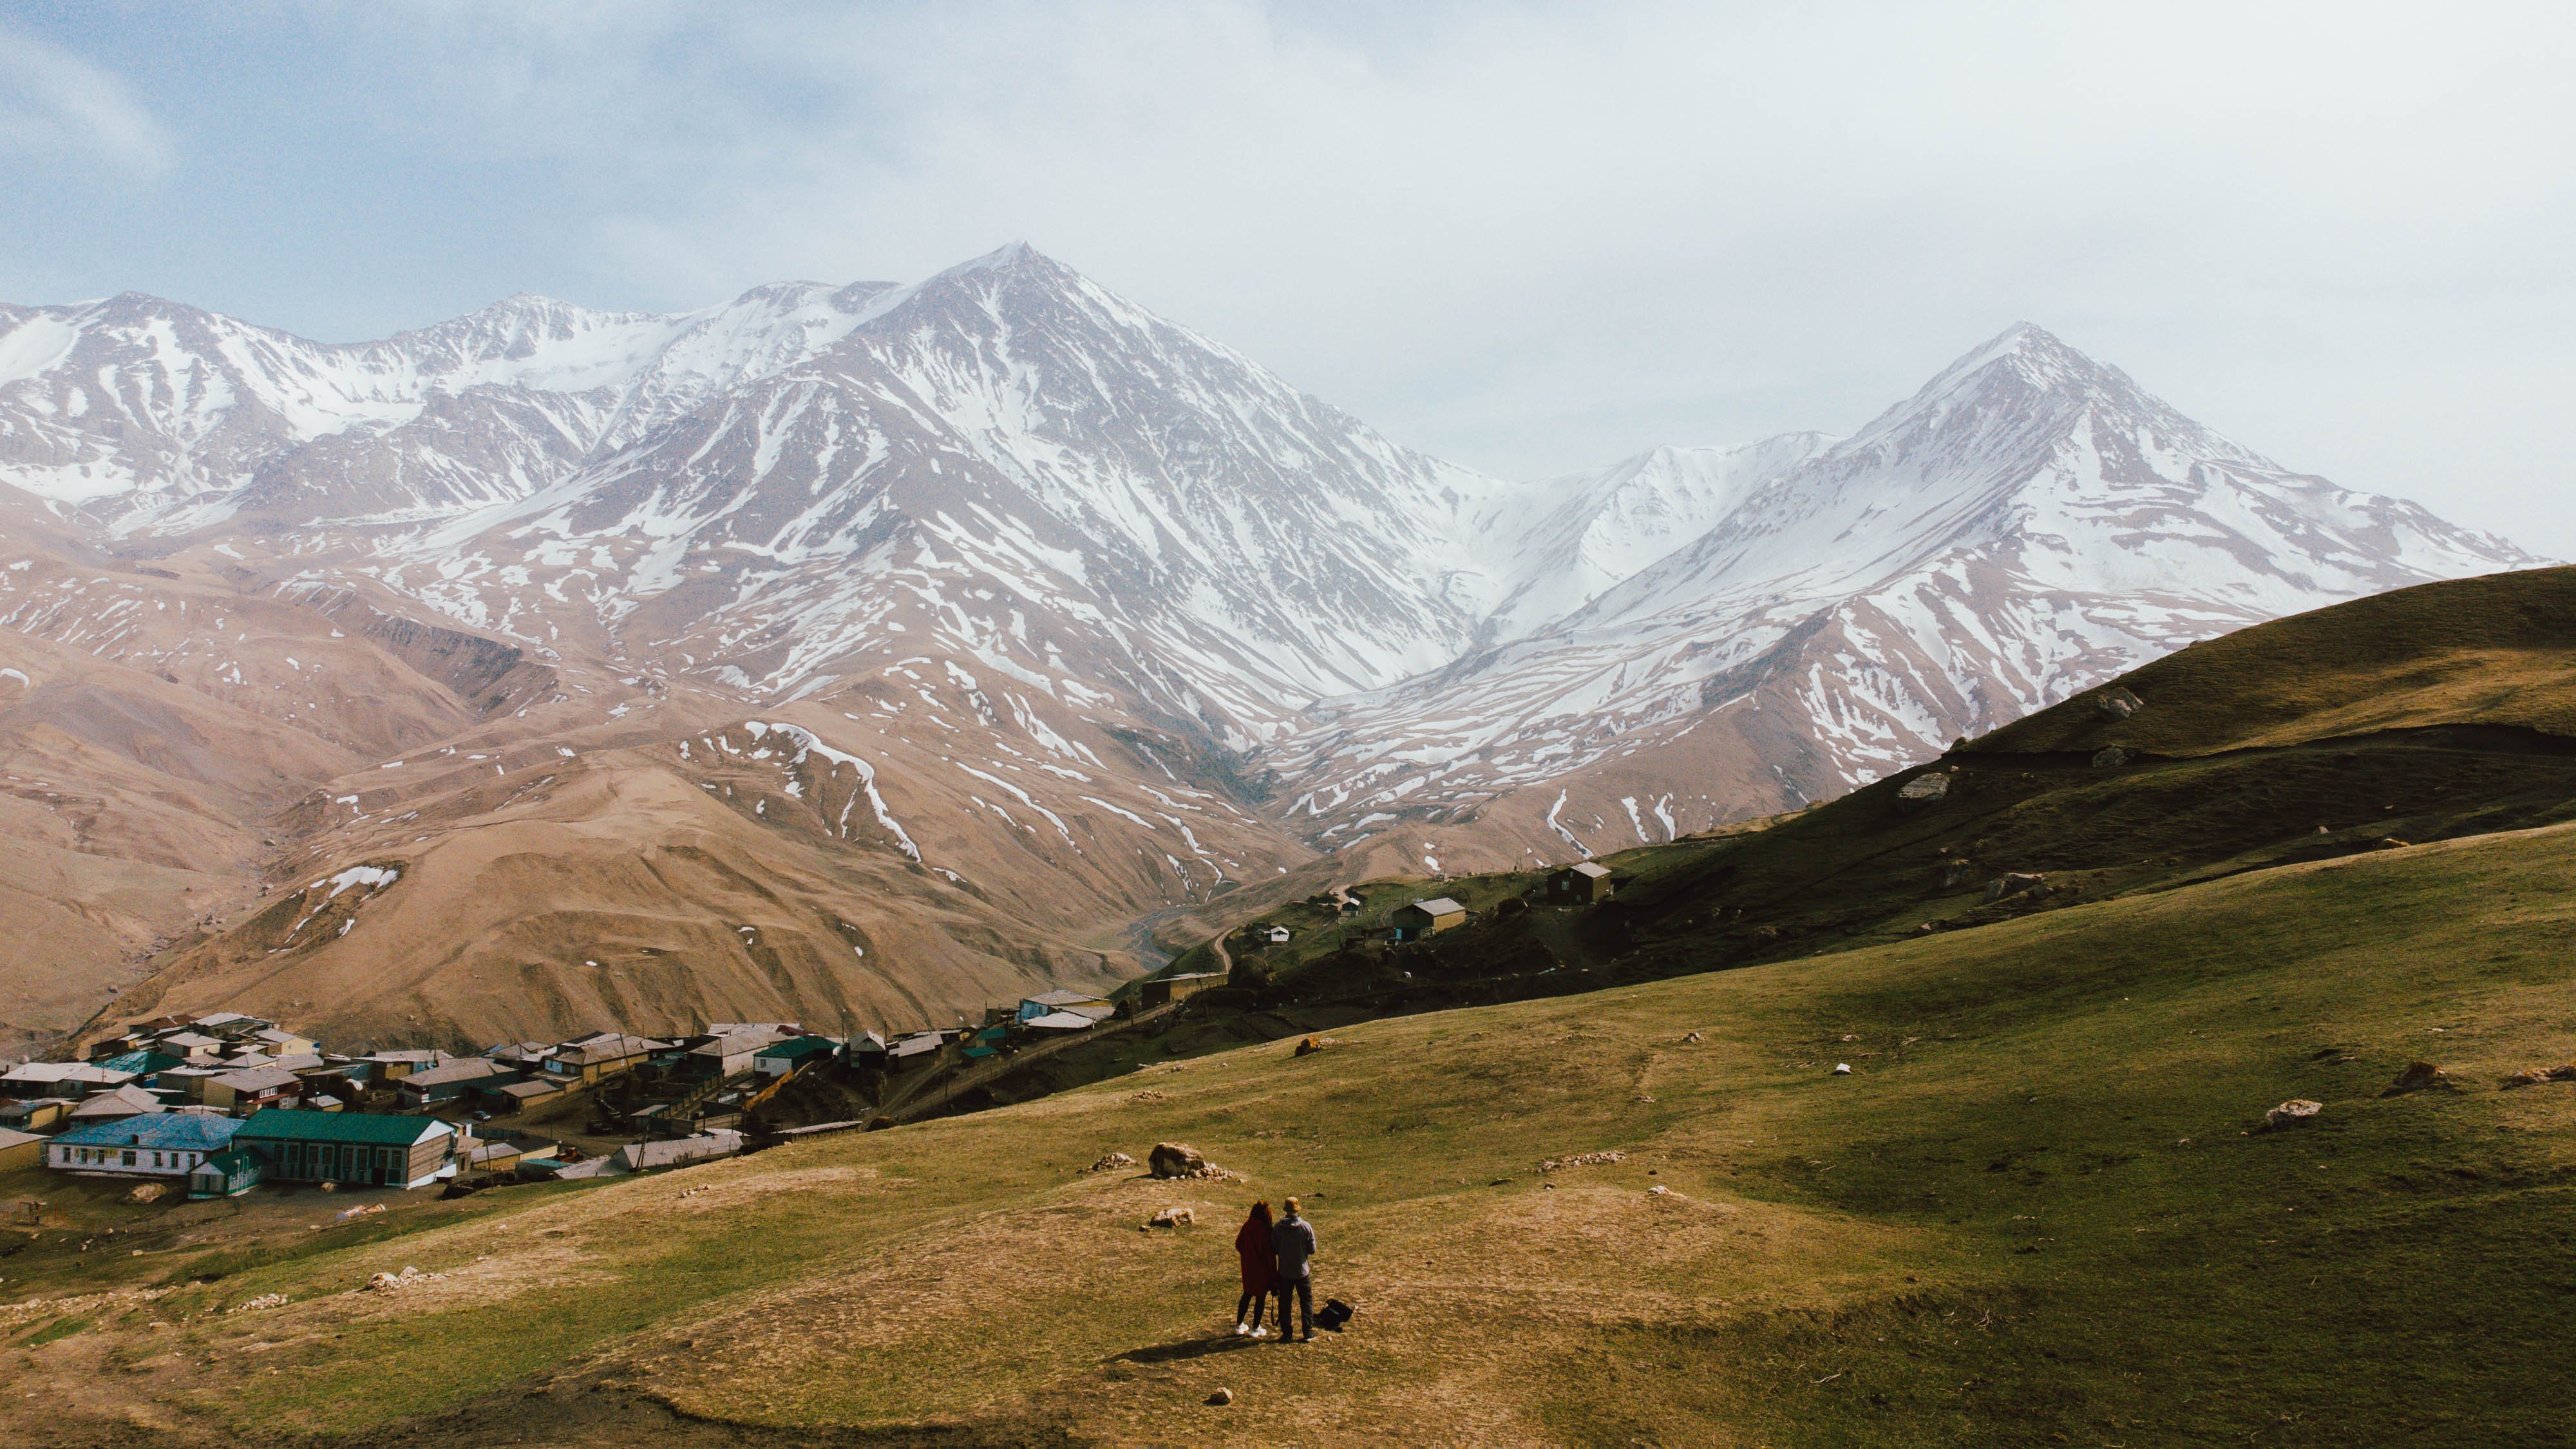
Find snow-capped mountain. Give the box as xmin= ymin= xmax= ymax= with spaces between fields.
xmin=0 ymin=279 xmax=902 ymax=528
xmin=1274 ymin=323 xmax=2543 ymax=855
xmin=0 ymin=253 xmax=2545 ymax=1045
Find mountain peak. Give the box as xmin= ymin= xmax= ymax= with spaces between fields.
xmin=943 ymin=240 xmax=1047 ymax=277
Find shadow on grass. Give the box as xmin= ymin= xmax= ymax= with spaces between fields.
xmin=1113 ymin=1333 xmax=1269 ymax=1365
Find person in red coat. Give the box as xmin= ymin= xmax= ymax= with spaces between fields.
xmin=1233 ymin=1201 xmax=1275 ymax=1336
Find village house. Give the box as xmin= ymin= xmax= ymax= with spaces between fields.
xmin=187 ymin=1147 xmax=265 ymax=1199
xmin=1021 ymin=1010 xmax=1101 ymax=1034
xmin=471 ymin=1077 xmax=563 ymax=1116
xmin=232 ymin=1108 xmax=456 ymax=1189
xmin=363 ymin=1049 xmax=450 ymax=1081
xmin=1016 ymin=989 xmax=1112 ymax=1023
xmin=844 ymin=1032 xmax=889 ymax=1068
xmin=204 ymin=1064 xmax=305 ymax=1117
xmin=542 ymin=1033 xmax=667 ymax=1085
xmin=92 ymin=1047 xmax=185 ymax=1079
xmin=65 ymin=1083 xmax=166 ymax=1124
xmin=46 ymin=1113 xmax=243 ymax=1179
xmin=1547 ymin=860 xmax=1616 ymax=904
xmin=0 ymin=1126 xmax=43 ymax=1173
xmin=887 ymin=1032 xmax=946 ymax=1070
xmin=191 ymin=1011 xmax=270 ymax=1042
xmin=156 ymin=1064 xmax=229 ymax=1102
xmin=3 ymin=1061 xmax=137 ymax=1098
xmin=485 ymin=1041 xmax=557 ymax=1074
xmin=155 ymin=1031 xmax=227 ymax=1061
xmin=1139 ymin=971 xmax=1227 ymax=1009
xmin=249 ymin=1027 xmax=317 ymax=1056
xmin=687 ymin=1026 xmax=793 ymax=1079
xmin=395 ymin=1057 xmax=510 ymax=1109
xmin=0 ymin=1097 xmax=74 ymax=1133
xmin=1265 ymin=925 xmax=1293 ymax=945
xmin=1390 ymin=896 xmax=1469 ymax=942
xmin=753 ymin=1036 xmax=838 ymax=1077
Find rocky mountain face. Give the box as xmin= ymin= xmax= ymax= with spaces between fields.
xmin=1273 ymin=325 xmax=2543 ymax=859
xmin=0 ymin=251 xmax=2541 ymax=1048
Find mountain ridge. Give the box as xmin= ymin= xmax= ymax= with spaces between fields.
xmin=0 ymin=249 xmax=2545 ymax=1048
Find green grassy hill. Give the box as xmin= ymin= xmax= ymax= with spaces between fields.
xmin=7 ymin=567 xmax=2576 ymax=1446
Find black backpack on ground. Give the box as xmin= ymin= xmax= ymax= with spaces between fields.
xmin=1317 ymin=1298 xmax=1354 ymax=1331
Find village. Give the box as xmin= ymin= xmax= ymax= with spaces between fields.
xmin=0 ymin=976 xmax=1249 ymax=1204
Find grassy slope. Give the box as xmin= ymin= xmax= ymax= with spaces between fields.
xmin=11 ymin=818 xmax=2576 ymax=1446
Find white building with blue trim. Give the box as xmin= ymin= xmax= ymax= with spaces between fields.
xmin=46 ymin=1113 xmax=242 ymax=1179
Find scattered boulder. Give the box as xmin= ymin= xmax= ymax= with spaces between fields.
xmin=362 ymin=1265 xmax=443 ymax=1293
xmin=1146 ymin=1206 xmax=1195 ymax=1230
xmin=1940 ymin=860 xmax=1976 ymax=888
xmin=1984 ymin=873 xmax=2047 ymax=904
xmin=1680 ymin=1031 xmax=1704 ymax=1044
xmin=2380 ymin=1061 xmax=2448 ymax=1096
xmin=1896 ymin=771 xmax=1951 ymax=811
xmin=2090 ymin=746 xmax=2131 ymax=769
xmin=126 ymin=1183 xmax=166 ymax=1205
xmin=1208 ymin=1387 xmax=1234 ymax=1406
xmin=227 ymin=1293 xmax=289 ymax=1314
xmin=2095 ymin=687 xmax=2143 ymax=721
xmin=2264 ymin=1099 xmax=2323 ymax=1129
xmin=2501 ymin=1067 xmax=2557 ymax=1090
xmin=1910 ymin=923 xmax=1937 ymax=937
xmin=1294 ymin=1036 xmax=1334 ymax=1056
xmin=1148 ymin=1142 xmax=1227 ymax=1180
xmin=1832 ymin=1063 xmax=1853 ymax=1076
xmin=1539 ymin=1151 xmax=1625 ymax=1173
xmin=1083 ymin=1151 xmax=1136 ymax=1173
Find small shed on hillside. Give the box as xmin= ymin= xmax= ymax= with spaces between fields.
xmin=1390 ymin=897 xmax=1468 ymax=943
xmin=0 ymin=1126 xmax=42 ymax=1173
xmin=1548 ymin=860 xmax=1616 ymax=904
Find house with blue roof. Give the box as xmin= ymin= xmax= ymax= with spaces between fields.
xmin=46 ymin=1113 xmax=243 ymax=1180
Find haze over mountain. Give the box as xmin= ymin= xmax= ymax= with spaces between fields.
xmin=0 ymin=243 xmax=2539 ymax=1049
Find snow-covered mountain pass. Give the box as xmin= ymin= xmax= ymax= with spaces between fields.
xmin=1274 ymin=324 xmax=2545 ymax=860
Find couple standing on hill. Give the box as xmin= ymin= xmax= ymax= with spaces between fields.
xmin=1232 ymin=1197 xmax=1317 ymax=1341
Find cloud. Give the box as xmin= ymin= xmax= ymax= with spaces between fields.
xmin=0 ymin=24 xmax=171 ymax=175
xmin=10 ymin=2 xmax=2573 ymax=552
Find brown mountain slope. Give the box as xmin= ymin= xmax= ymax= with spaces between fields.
xmin=1973 ymin=563 xmax=2576 ymax=756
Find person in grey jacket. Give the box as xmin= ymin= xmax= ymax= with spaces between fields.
xmin=1270 ymin=1195 xmax=1318 ymax=1341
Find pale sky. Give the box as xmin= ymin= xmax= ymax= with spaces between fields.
xmin=3 ymin=2 xmax=2570 ymax=554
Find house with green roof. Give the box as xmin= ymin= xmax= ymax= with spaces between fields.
xmin=187 ymin=1147 xmax=265 ymax=1198
xmin=232 ymin=1108 xmax=457 ymax=1189
xmin=752 ymin=1035 xmax=839 ymax=1078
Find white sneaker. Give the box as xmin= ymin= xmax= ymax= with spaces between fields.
xmin=1234 ymin=1322 xmax=1250 ymax=1336
xmin=1251 ymin=1326 xmax=1269 ymax=1338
